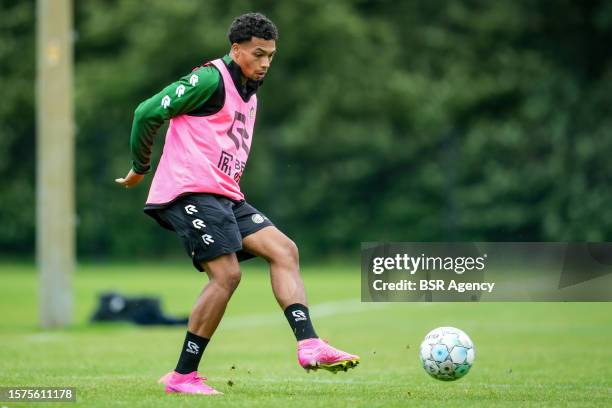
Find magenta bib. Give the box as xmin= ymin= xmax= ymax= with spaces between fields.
xmin=146 ymin=58 xmax=257 ymax=205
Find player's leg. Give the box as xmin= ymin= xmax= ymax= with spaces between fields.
xmin=152 ymin=194 xmax=244 ymax=394
xmin=188 ymin=253 xmax=242 ymax=338
xmin=242 ymin=225 xmax=306 ymax=308
xmin=162 ymin=253 xmax=240 ymax=395
xmin=173 ymin=253 xmax=241 ymax=378
xmin=238 ymin=215 xmax=360 ymax=373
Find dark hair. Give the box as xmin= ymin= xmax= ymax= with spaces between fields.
xmin=227 ymin=12 xmax=278 ymax=44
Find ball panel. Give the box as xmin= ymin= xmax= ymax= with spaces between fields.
xmin=438 ymin=360 xmax=455 ymax=375
xmin=454 ymin=363 xmax=471 ymax=378
xmin=424 ymin=360 xmax=439 ymax=375
xmin=458 ymin=332 xmax=474 ymax=348
xmin=431 ymin=344 xmax=449 ymax=362
xmin=449 ymin=346 xmax=467 ymax=364
xmin=441 ymin=333 xmax=461 ymax=351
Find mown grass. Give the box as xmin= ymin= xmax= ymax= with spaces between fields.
xmin=0 ymin=262 xmax=610 ymax=407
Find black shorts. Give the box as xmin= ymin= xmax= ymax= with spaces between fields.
xmin=144 ymin=193 xmax=274 ymax=271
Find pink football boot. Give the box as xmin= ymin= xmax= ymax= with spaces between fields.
xmin=159 ymin=371 xmax=222 ymax=395
xmin=297 ymin=338 xmax=360 ymax=373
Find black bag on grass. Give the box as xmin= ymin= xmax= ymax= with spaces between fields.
xmin=90 ymin=292 xmax=188 ymax=326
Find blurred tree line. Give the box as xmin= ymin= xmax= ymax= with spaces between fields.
xmin=1 ymin=0 xmax=612 ymax=260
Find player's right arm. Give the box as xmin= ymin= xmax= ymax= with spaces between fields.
xmin=115 ymin=65 xmax=220 ymax=188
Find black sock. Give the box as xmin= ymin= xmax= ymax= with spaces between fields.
xmin=175 ymin=331 xmax=209 ymax=374
xmin=284 ymin=303 xmax=318 ymax=341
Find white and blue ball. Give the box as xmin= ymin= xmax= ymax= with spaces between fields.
xmin=419 ymin=326 xmax=475 ymax=381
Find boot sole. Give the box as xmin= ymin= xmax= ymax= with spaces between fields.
xmin=304 ymin=359 xmax=360 ymax=373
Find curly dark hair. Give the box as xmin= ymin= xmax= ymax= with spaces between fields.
xmin=227 ymin=12 xmax=278 ymax=44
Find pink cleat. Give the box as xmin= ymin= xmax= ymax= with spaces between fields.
xmin=158 ymin=371 xmax=223 ymax=395
xmin=297 ymin=338 xmax=360 ymax=373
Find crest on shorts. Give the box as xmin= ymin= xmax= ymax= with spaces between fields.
xmin=251 ymin=214 xmax=265 ymax=224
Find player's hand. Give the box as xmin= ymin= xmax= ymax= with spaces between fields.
xmin=115 ymin=169 xmax=145 ymax=188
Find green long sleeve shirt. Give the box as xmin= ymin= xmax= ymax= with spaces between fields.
xmin=129 ymin=55 xmax=261 ymax=174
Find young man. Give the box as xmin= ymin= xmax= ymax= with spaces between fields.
xmin=115 ymin=13 xmax=359 ymax=395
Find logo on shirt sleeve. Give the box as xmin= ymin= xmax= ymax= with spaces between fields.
xmin=189 ymin=74 xmax=199 ymax=86
xmin=161 ymin=95 xmax=171 ymax=109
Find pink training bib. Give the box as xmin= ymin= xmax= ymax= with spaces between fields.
xmin=146 ymin=58 xmax=257 ymax=205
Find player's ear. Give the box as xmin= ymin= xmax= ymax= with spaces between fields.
xmin=231 ymin=42 xmax=241 ymax=58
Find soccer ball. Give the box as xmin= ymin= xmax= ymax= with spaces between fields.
xmin=419 ymin=326 xmax=475 ymax=381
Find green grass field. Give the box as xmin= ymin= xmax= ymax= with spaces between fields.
xmin=1 ymin=261 xmax=611 ymax=407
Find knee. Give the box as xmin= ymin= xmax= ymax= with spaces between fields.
xmin=271 ymin=238 xmax=299 ymax=266
xmin=217 ymin=268 xmax=242 ymax=292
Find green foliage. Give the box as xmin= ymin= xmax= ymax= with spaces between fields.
xmin=0 ymin=1 xmax=36 ymax=253
xmin=1 ymin=0 xmax=612 ymax=258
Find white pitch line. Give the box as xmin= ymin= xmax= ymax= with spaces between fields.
xmin=21 ymin=299 xmax=391 ymax=341
xmin=23 ymin=332 xmax=65 ymax=343
xmin=221 ymin=299 xmax=390 ymax=330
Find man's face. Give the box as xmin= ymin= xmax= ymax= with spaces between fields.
xmin=231 ymin=37 xmax=276 ymax=81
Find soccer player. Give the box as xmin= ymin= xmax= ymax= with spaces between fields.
xmin=115 ymin=13 xmax=359 ymax=395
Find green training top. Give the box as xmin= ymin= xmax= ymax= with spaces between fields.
xmin=129 ymin=55 xmax=235 ymax=174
